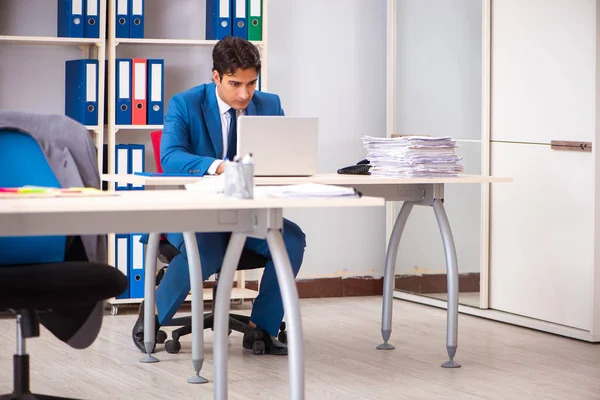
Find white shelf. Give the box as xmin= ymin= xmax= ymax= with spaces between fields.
xmin=115 ymin=38 xmax=264 ymax=47
xmin=108 ymin=287 xmax=259 ymax=306
xmin=0 ymin=35 xmax=101 ymax=46
xmin=116 ymin=124 xmax=163 ymax=131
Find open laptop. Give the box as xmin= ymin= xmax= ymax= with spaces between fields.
xmin=236 ymin=116 xmax=319 ymax=176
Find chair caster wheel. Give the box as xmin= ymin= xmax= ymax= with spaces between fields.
xmin=278 ymin=330 xmax=287 ymax=345
xmin=165 ymin=339 xmax=181 ymax=354
xmin=156 ymin=330 xmax=168 ymax=344
xmin=280 ymin=321 xmax=286 ymax=331
xmin=253 ymin=341 xmax=265 ymax=355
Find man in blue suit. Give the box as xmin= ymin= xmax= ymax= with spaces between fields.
xmin=132 ymin=36 xmax=306 ymax=355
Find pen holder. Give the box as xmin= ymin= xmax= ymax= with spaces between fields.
xmin=224 ymin=160 xmax=254 ymax=199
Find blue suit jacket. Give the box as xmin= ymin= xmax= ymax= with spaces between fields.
xmin=160 ymin=82 xmax=284 ymax=176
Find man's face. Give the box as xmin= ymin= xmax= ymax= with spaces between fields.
xmin=213 ymin=68 xmax=258 ymax=111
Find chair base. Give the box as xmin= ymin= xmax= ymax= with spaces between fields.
xmin=161 ymin=313 xmax=286 ymax=354
xmin=0 ymin=394 xmax=80 ymax=400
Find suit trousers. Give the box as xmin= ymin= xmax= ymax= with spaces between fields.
xmin=155 ymin=218 xmax=306 ymax=337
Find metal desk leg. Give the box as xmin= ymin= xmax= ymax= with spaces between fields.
xmin=432 ymin=200 xmax=461 ymax=368
xmin=266 ymin=229 xmax=305 ymax=400
xmin=378 ymin=202 xmax=413 ymax=351
xmin=214 ymin=233 xmax=247 ymax=400
xmin=182 ymin=232 xmax=209 ymax=383
xmin=141 ymin=232 xmax=160 ymax=363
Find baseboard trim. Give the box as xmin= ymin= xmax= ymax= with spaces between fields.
xmin=395 ymin=273 xmax=480 ymax=294
xmin=245 ymin=276 xmax=384 ymax=299
xmin=393 ymin=290 xmax=597 ymax=342
xmin=199 ymin=272 xmax=480 ymax=299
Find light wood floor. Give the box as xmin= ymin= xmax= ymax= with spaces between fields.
xmin=1 ymin=297 xmax=600 ymax=399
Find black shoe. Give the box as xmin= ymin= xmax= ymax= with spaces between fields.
xmin=155 ymin=266 xmax=167 ymax=286
xmin=132 ymin=300 xmax=160 ymax=353
xmin=243 ymin=326 xmax=288 ymax=355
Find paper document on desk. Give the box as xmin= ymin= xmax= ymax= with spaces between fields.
xmin=184 ymin=176 xmax=225 ymax=194
xmin=0 ymin=186 xmax=116 ymax=198
xmin=262 ymin=183 xmax=358 ymax=199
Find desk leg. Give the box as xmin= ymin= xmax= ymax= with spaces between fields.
xmin=182 ymin=232 xmax=209 ymax=383
xmin=266 ymin=229 xmax=305 ymax=400
xmin=432 ymin=199 xmax=461 ymax=368
xmin=141 ymin=232 xmax=160 ymax=363
xmin=378 ymin=202 xmax=413 ymax=351
xmin=214 ymin=233 xmax=247 ymax=400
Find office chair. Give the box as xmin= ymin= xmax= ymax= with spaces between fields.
xmin=149 ymin=131 xmax=287 ymax=354
xmin=0 ymin=129 xmax=128 ymax=400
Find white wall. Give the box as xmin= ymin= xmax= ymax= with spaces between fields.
xmin=267 ymin=0 xmax=387 ymax=278
xmin=392 ymin=0 xmax=483 ymax=275
xmin=0 ymin=0 xmax=388 ymax=279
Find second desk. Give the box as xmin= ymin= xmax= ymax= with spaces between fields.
xmin=103 ymin=173 xmax=511 ymax=368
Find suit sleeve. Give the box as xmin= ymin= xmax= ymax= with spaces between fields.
xmin=160 ymin=96 xmax=219 ymax=175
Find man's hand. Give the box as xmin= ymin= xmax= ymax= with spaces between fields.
xmin=216 ymin=161 xmax=225 ymax=175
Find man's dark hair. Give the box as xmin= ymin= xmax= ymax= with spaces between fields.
xmin=212 ymin=36 xmax=262 ymax=81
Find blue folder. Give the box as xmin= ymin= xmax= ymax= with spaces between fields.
xmin=128 ymin=144 xmax=145 ymax=190
xmin=147 ymin=59 xmax=164 ymax=125
xmin=115 ymin=144 xmax=130 ymax=191
xmin=129 ymin=0 xmax=145 ymax=38
xmin=65 ymin=59 xmax=99 ymax=126
xmin=116 ymin=0 xmax=129 ymax=38
xmin=115 ymin=59 xmax=132 ymax=125
xmin=114 ymin=234 xmax=130 ymax=299
xmin=57 ymin=0 xmax=84 ymax=38
xmin=206 ymin=0 xmax=232 ymax=40
xmin=128 ymin=233 xmax=145 ymax=299
xmin=84 ymin=0 xmax=100 ymax=38
xmin=232 ymin=0 xmax=248 ymax=39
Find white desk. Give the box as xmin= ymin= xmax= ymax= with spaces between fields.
xmin=103 ymin=173 xmax=511 ymax=368
xmin=0 ymin=189 xmax=383 ymax=400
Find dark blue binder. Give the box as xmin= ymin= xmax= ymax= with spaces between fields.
xmin=116 ymin=0 xmax=129 ymax=38
xmin=128 ymin=144 xmax=145 ymax=190
xmin=57 ymin=0 xmax=84 ymax=38
xmin=128 ymin=233 xmax=145 ymax=299
xmin=115 ymin=144 xmax=130 ymax=191
xmin=65 ymin=59 xmax=98 ymax=126
xmin=129 ymin=0 xmax=145 ymax=38
xmin=147 ymin=59 xmax=164 ymax=125
xmin=115 ymin=234 xmax=130 ymax=299
xmin=115 ymin=59 xmax=132 ymax=125
xmin=84 ymin=0 xmax=100 ymax=38
xmin=206 ymin=0 xmax=232 ymax=40
xmin=232 ymin=0 xmax=248 ymax=39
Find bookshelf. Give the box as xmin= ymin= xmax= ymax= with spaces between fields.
xmin=103 ymin=0 xmax=267 ymax=310
xmin=0 ymin=0 xmax=108 ymax=189
xmin=0 ymin=0 xmax=264 ymax=312
xmin=0 ymin=35 xmax=102 ymax=46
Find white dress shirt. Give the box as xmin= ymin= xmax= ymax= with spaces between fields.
xmin=207 ymin=86 xmax=245 ymax=175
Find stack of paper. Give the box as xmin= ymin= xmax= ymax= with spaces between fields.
xmin=362 ymin=136 xmax=464 ymax=177
xmin=260 ymin=184 xmax=358 ymax=199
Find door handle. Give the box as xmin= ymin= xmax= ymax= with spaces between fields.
xmin=550 ymin=140 xmax=592 ymax=152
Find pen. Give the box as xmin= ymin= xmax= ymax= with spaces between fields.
xmin=241 ymin=153 xmax=253 ymax=164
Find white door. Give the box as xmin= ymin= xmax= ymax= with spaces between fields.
xmin=489 ymin=142 xmax=594 ymax=330
xmin=491 ymin=0 xmax=596 ymax=144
